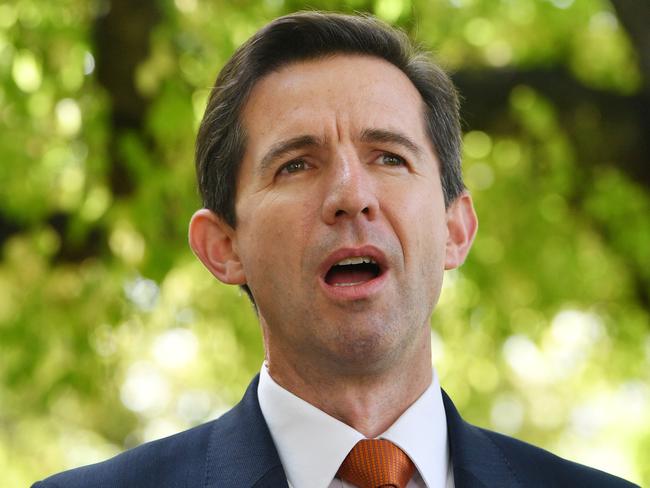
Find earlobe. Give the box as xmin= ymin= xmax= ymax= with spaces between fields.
xmin=188 ymin=209 xmax=247 ymax=285
xmin=444 ymin=192 xmax=478 ymax=270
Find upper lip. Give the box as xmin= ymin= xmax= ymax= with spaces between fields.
xmin=318 ymin=245 xmax=388 ymax=280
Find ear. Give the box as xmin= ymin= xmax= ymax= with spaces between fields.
xmin=444 ymin=192 xmax=478 ymax=270
xmin=188 ymin=209 xmax=247 ymax=285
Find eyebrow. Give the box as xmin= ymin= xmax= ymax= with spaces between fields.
xmin=359 ymin=128 xmax=424 ymax=158
xmin=256 ymin=128 xmax=425 ymax=175
xmin=258 ymin=135 xmax=323 ymax=175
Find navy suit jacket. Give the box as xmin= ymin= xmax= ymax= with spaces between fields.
xmin=34 ymin=375 xmax=637 ymax=487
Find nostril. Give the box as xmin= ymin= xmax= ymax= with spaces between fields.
xmin=333 ymin=206 xmax=370 ymax=218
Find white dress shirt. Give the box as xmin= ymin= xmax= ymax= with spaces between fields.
xmin=258 ymin=364 xmax=455 ymax=488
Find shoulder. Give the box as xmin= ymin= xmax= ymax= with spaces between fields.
xmin=442 ymin=389 xmax=638 ymax=487
xmin=32 ymin=376 xmax=281 ymax=488
xmin=32 ymin=419 xmax=218 ymax=488
xmin=480 ymin=427 xmax=638 ymax=487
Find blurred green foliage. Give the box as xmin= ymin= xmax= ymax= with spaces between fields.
xmin=1 ymin=0 xmax=648 ymax=485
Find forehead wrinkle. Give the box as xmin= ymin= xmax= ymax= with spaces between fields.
xmin=333 ymin=110 xmax=351 ymax=144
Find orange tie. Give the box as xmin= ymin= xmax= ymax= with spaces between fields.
xmin=336 ymin=439 xmax=415 ymax=488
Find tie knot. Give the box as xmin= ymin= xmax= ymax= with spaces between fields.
xmin=337 ymin=439 xmax=415 ymax=488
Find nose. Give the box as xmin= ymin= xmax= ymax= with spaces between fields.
xmin=321 ymin=155 xmax=379 ymax=225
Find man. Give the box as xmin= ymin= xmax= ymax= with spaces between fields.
xmin=34 ymin=11 xmax=636 ymax=488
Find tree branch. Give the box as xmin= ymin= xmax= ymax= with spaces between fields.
xmin=94 ymin=0 xmax=161 ymax=196
xmin=453 ymin=66 xmax=650 ymax=190
xmin=610 ymin=0 xmax=650 ymax=92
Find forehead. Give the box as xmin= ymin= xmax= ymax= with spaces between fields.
xmin=240 ymin=54 xmax=429 ymax=152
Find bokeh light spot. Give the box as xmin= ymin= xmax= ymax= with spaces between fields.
xmin=110 ymin=222 xmax=146 ymax=264
xmin=466 ymin=162 xmax=494 ymax=190
xmin=80 ymin=186 xmax=111 ymax=221
xmin=589 ymin=11 xmax=618 ymax=31
xmin=503 ymin=334 xmax=549 ymax=384
xmin=174 ymin=0 xmax=197 ymax=13
xmin=124 ymin=277 xmax=159 ymax=311
xmin=549 ymin=0 xmax=574 ymax=9
xmin=463 ymin=130 xmax=492 ymax=158
xmin=550 ymin=309 xmax=604 ymax=349
xmin=152 ymin=328 xmax=198 ymax=369
xmin=143 ymin=418 xmax=183 ymax=442
xmin=491 ymin=393 xmax=524 ymax=434
xmin=485 ymin=40 xmax=513 ymax=67
xmin=464 ymin=18 xmax=494 ymax=47
xmin=374 ymin=0 xmax=409 ymax=23
xmin=57 ymin=164 xmax=85 ymax=210
xmin=12 ymin=50 xmax=42 ymax=92
xmin=55 ymin=98 xmax=82 ymax=137
xmin=0 ymin=4 xmax=18 ymax=28
xmin=120 ymin=361 xmax=170 ymax=414
xmin=177 ymin=390 xmax=214 ymax=423
xmin=83 ymin=52 xmax=95 ymax=75
xmin=493 ymin=138 xmax=522 ymax=169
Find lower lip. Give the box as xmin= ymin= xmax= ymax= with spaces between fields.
xmin=319 ymin=271 xmax=388 ymax=301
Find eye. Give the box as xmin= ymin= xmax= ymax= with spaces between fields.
xmin=278 ymin=159 xmax=309 ymax=175
xmin=378 ymin=152 xmax=406 ymax=167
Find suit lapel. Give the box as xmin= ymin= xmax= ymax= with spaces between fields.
xmin=442 ymin=390 xmax=521 ymax=488
xmin=204 ymin=374 xmax=289 ymax=488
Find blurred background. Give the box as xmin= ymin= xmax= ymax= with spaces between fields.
xmin=1 ymin=0 xmax=649 ymax=485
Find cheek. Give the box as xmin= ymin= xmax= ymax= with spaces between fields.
xmin=386 ymin=188 xmax=446 ymax=263
xmin=238 ymin=196 xmax=318 ymax=284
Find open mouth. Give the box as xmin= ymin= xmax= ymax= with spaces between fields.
xmin=324 ymin=256 xmax=382 ymax=287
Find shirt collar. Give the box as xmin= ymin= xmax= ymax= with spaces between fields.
xmin=380 ymin=371 xmax=450 ymax=488
xmin=258 ymin=364 xmax=450 ymax=488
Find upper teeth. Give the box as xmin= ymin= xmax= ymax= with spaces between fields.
xmin=335 ymin=256 xmax=376 ymax=266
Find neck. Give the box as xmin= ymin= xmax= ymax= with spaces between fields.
xmin=265 ymin=327 xmax=433 ymax=438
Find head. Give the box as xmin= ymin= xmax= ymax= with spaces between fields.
xmin=196 ymin=13 xmax=465 ymax=234
xmin=190 ymin=12 xmax=477 ymax=379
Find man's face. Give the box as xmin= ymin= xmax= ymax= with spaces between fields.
xmin=231 ymin=55 xmax=466 ymax=375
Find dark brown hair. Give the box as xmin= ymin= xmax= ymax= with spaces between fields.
xmin=195 ymin=11 xmax=465 ymax=228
